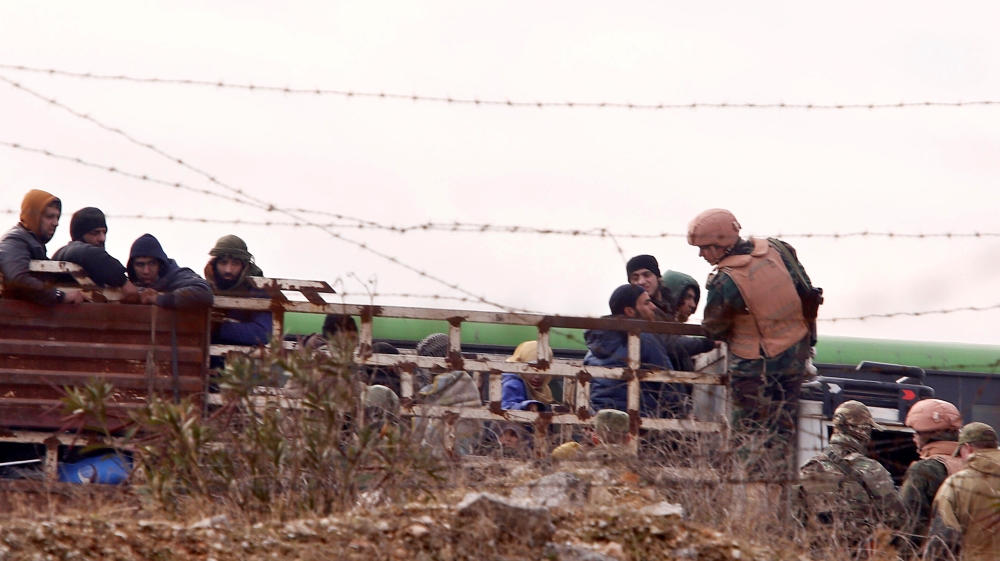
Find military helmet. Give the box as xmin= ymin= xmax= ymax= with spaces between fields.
xmin=364 ymin=385 xmax=400 ymax=417
xmin=594 ymin=409 xmax=630 ymax=435
xmin=905 ymin=398 xmax=962 ymax=433
xmin=686 ymin=209 xmax=741 ymax=248
xmin=833 ymin=400 xmax=884 ymax=438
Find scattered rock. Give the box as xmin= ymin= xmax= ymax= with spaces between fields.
xmin=189 ymin=515 xmax=229 ymax=530
xmin=455 ymin=492 xmax=555 ymax=546
xmin=511 ymin=472 xmax=590 ymax=508
xmin=639 ymin=501 xmax=684 ymax=518
xmin=406 ymin=524 xmax=429 ymax=538
xmin=283 ymin=521 xmax=318 ymax=539
xmin=543 ymin=541 xmax=620 ymax=561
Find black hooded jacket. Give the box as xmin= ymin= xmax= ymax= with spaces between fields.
xmin=127 ymin=234 xmax=213 ymax=310
xmin=52 ymin=241 xmax=128 ymax=288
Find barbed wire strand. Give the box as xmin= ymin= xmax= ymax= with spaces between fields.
xmin=3 ymin=208 xmax=997 ymax=241
xmin=0 ymin=140 xmax=525 ymax=314
xmin=3 ymin=64 xmax=999 ymax=111
xmin=819 ymin=303 xmax=1000 ymax=322
xmin=0 ymin=76 xmax=531 ymax=313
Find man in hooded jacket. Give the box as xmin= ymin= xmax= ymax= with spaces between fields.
xmin=127 ymin=233 xmax=213 ymax=310
xmin=585 ymin=284 xmax=683 ymax=418
xmin=626 ymin=256 xmax=715 ymax=372
xmin=0 ymin=190 xmax=85 ymax=305
xmin=204 ymin=235 xmax=271 ymax=346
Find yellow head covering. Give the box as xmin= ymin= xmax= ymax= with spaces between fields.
xmin=506 ymin=340 xmax=554 ymax=405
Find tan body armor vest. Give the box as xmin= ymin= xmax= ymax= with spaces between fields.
xmin=919 ymin=440 xmax=965 ymax=476
xmin=715 ymin=238 xmax=809 ymax=359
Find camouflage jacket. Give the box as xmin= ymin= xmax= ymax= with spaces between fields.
xmin=927 ymin=449 xmax=1000 ymax=561
xmin=795 ymin=433 xmax=908 ymax=539
xmin=900 ymin=457 xmax=949 ymax=544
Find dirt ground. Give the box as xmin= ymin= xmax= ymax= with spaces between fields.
xmin=0 ymin=465 xmax=806 ymax=561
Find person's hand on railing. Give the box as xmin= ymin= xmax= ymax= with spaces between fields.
xmin=120 ymin=281 xmax=141 ymax=304
xmin=139 ymin=288 xmax=160 ymax=305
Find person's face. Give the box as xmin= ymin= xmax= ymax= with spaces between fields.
xmin=82 ymin=227 xmax=107 ymax=248
xmin=215 ymin=257 xmax=246 ymax=284
xmin=629 ymin=269 xmax=660 ymax=299
xmin=499 ymin=429 xmax=519 ymax=448
xmin=912 ymin=432 xmax=928 ymax=450
xmin=132 ymin=257 xmax=161 ymax=286
xmin=698 ymin=244 xmax=728 ymax=265
xmin=627 ymin=291 xmax=658 ymax=322
xmin=526 ymin=374 xmax=545 ymax=387
xmin=38 ymin=204 xmax=61 ymax=243
xmin=676 ymin=287 xmax=697 ymax=323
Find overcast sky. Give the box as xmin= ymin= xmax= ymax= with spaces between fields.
xmin=2 ymin=2 xmax=1000 ymax=345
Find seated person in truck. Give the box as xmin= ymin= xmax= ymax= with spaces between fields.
xmin=585 ymin=284 xmax=687 ymax=418
xmin=204 ymin=235 xmax=271 ymax=346
xmin=501 ymin=340 xmax=555 ymax=412
xmin=52 ymin=207 xmax=139 ymax=298
xmin=0 ymin=189 xmax=84 ymax=305
xmin=627 ymin=255 xmax=715 ymax=371
xmin=127 ymin=233 xmax=213 ymax=310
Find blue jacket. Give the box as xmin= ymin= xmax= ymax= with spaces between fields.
xmin=583 ymin=324 xmax=687 ymax=418
xmin=501 ymin=373 xmax=547 ymax=411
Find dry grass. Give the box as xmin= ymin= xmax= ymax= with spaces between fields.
xmin=30 ymin=343 xmax=925 ymax=560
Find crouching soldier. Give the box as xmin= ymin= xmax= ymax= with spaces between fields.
xmin=795 ymin=400 xmax=907 ymax=548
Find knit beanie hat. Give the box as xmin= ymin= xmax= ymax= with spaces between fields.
xmin=322 ymin=314 xmax=358 ymax=338
xmin=626 ymin=255 xmax=660 ymax=279
xmin=69 ymin=207 xmax=107 ymax=242
xmin=416 ymin=333 xmax=450 ymax=357
xmin=209 ymin=234 xmax=253 ymax=262
xmin=609 ymin=284 xmax=646 ymax=316
xmin=19 ymin=189 xmax=60 ymax=237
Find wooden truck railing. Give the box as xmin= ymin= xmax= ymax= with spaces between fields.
xmin=0 ymin=261 xmax=728 ymax=476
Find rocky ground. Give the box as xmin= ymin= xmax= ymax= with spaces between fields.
xmin=0 ymin=464 xmax=808 ymax=561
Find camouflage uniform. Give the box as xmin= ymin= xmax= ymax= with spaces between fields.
xmin=703 ymin=238 xmax=812 ymax=476
xmin=926 ymin=423 xmax=1000 ymax=561
xmin=899 ymin=441 xmax=958 ymax=546
xmin=795 ymin=406 xmax=908 ymax=547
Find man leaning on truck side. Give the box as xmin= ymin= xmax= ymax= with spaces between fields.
xmin=52 ymin=207 xmax=140 ymax=301
xmin=0 ymin=190 xmax=85 ymax=305
xmin=127 ymin=233 xmax=213 ymax=310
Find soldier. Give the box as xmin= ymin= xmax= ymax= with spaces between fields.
xmin=900 ymin=399 xmax=964 ymax=546
xmin=926 ymin=422 xmax=1000 ymax=561
xmin=687 ymin=208 xmax=821 ymax=476
xmin=795 ymin=400 xmax=907 ymax=547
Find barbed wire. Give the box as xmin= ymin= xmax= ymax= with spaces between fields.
xmin=0 ymin=75 xmax=532 ymax=314
xmin=819 ymin=303 xmax=1000 ymax=322
xmin=2 ymin=208 xmax=998 ymax=241
xmin=3 ymin=63 xmax=999 ymax=111
xmin=0 ymin=140 xmax=524 ymax=313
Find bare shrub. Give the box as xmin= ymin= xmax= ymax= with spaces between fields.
xmin=104 ymin=338 xmax=445 ymax=519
